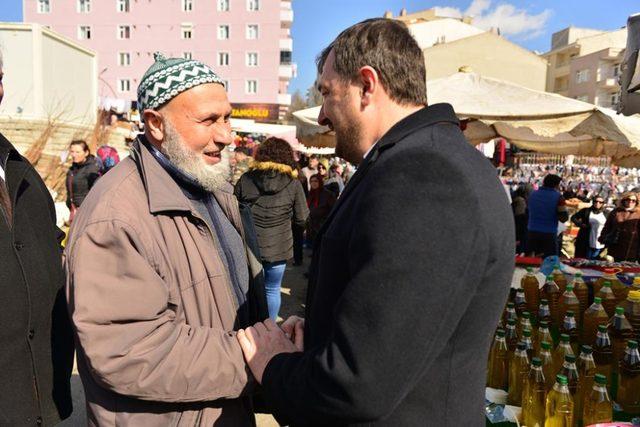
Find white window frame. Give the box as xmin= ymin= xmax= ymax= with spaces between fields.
xmin=118 ymin=79 xmax=131 ymax=93
xmin=246 ymin=80 xmax=258 ymax=94
xmin=246 ymin=52 xmax=258 ymax=67
xmin=182 ymin=0 xmax=193 ymax=12
xmin=181 ymin=24 xmax=193 ymax=39
xmin=218 ymin=52 xmax=230 ymax=66
xmin=78 ymin=25 xmax=91 ymax=40
xmin=117 ymin=25 xmax=131 ymax=39
xmin=77 ymin=0 xmax=91 ymax=13
xmin=183 ymin=52 xmax=193 ymax=60
xmin=246 ymin=24 xmax=259 ymax=40
xmin=217 ymin=0 xmax=229 ymax=11
xmin=117 ymin=0 xmax=130 ymax=13
xmin=247 ymin=0 xmax=259 ymax=11
xmin=118 ymin=52 xmax=131 ymax=66
xmin=218 ymin=25 xmax=230 ymax=40
xmin=576 ymin=69 xmax=590 ymax=84
xmin=37 ymin=0 xmax=50 ymax=13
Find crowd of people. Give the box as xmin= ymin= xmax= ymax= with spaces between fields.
xmin=506 ymin=162 xmax=640 ymax=263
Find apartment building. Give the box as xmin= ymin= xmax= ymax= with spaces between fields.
xmin=543 ymin=26 xmax=627 ymax=109
xmin=24 ymin=0 xmax=295 ymax=122
xmin=387 ymin=8 xmax=547 ymax=91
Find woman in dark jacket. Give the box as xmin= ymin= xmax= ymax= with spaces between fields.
xmin=599 ymin=191 xmax=640 ymax=261
xmin=235 ymin=137 xmax=309 ymax=320
xmin=65 ymin=140 xmax=100 ymax=214
xmin=306 ymin=173 xmax=336 ymax=245
xmin=571 ymin=196 xmax=606 ymax=259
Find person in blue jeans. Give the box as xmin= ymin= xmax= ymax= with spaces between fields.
xmin=235 ymin=138 xmax=309 ymax=320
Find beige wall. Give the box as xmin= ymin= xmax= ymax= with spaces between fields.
xmin=423 ymin=32 xmax=547 ymax=91
xmin=0 ymin=23 xmax=97 ymax=123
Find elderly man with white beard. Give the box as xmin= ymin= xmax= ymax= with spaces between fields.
xmin=64 ymin=53 xmax=268 ymax=426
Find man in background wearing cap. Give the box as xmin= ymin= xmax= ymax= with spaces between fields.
xmin=64 ymin=53 xmax=268 ymax=425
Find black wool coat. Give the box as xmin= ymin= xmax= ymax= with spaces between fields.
xmin=0 ymin=133 xmax=74 ymax=426
xmin=65 ymin=155 xmax=100 ymax=208
xmin=261 ymin=104 xmax=515 ymax=426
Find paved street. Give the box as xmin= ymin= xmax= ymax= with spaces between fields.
xmin=60 ymin=258 xmax=309 ymax=427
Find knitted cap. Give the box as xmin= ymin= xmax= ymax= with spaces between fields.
xmin=137 ymin=52 xmax=224 ymax=112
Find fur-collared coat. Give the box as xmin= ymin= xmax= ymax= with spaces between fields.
xmin=235 ymin=161 xmax=309 ymax=263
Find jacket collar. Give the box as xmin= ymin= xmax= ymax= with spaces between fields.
xmin=0 ymin=132 xmax=17 ymax=171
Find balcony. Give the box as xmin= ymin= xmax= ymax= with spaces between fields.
xmin=280 ymin=8 xmax=293 ymax=28
xmin=279 ymin=64 xmax=294 ymax=79
xmin=279 ymin=38 xmax=293 ymax=51
xmin=600 ymin=48 xmax=624 ymax=61
xmin=553 ymin=63 xmax=570 ymax=78
xmin=278 ymin=93 xmax=292 ymax=105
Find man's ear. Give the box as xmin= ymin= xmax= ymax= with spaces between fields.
xmin=358 ymin=66 xmax=378 ymax=107
xmin=142 ymin=109 xmax=164 ymax=142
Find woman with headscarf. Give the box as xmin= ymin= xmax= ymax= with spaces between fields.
xmin=306 ymin=173 xmax=336 ymax=245
xmin=234 ymin=137 xmax=309 ymax=320
xmin=571 ymin=195 xmax=607 ymax=259
xmin=599 ymin=191 xmax=640 ymax=261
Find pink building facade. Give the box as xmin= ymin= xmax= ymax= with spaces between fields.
xmin=24 ymin=0 xmax=295 ymax=122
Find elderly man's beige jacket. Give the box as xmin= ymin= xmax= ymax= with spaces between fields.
xmin=64 ymin=140 xmax=264 ymax=426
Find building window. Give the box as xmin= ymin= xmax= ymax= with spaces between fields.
xmin=117 ymin=25 xmax=131 ymax=39
xmin=246 ymin=52 xmax=258 ymax=67
xmin=247 ymin=0 xmax=259 ymax=11
xmin=182 ymin=0 xmax=193 ymax=12
xmin=218 ymin=52 xmax=229 ymax=66
xmin=613 ymin=64 xmax=621 ymax=78
xmin=117 ymin=0 xmax=130 ymax=13
xmin=576 ymin=69 xmax=590 ymax=84
xmin=576 ymin=95 xmax=589 ymax=103
xmin=246 ymin=80 xmax=258 ymax=94
xmin=610 ymin=92 xmax=620 ymax=106
xmin=183 ymin=52 xmax=192 ymax=60
xmin=246 ymin=24 xmax=259 ymax=40
xmin=78 ymin=26 xmax=91 ymax=40
xmin=78 ymin=0 xmax=91 ymax=13
xmin=222 ymin=80 xmax=229 ymax=90
xmin=118 ymin=52 xmax=131 ymax=66
xmin=217 ymin=0 xmax=229 ymax=11
xmin=118 ymin=79 xmax=131 ymax=92
xmin=37 ymin=0 xmax=50 ymax=13
xmin=280 ymin=50 xmax=292 ymax=65
xmin=218 ymin=25 xmax=230 ymax=40
xmin=181 ymin=24 xmax=193 ymax=39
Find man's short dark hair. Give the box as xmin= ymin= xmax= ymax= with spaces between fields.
xmin=316 ymin=18 xmax=427 ymax=106
xmin=235 ymin=146 xmax=251 ymax=156
xmin=543 ymin=174 xmax=562 ymax=188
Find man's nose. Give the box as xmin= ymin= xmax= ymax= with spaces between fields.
xmin=215 ymin=123 xmax=233 ymax=146
xmin=317 ymin=104 xmax=329 ymax=127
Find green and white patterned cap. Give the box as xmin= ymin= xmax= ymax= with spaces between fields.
xmin=137 ymin=52 xmax=224 ymax=112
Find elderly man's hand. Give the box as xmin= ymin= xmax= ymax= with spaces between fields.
xmin=280 ymin=315 xmax=305 ymax=350
xmin=237 ymin=319 xmax=302 ymax=384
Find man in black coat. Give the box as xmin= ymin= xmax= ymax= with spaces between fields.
xmin=0 ymin=54 xmax=73 ymax=426
xmin=237 ymin=19 xmax=515 ymax=426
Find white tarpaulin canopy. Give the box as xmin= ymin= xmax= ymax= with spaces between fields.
xmin=293 ymin=72 xmax=640 ymax=166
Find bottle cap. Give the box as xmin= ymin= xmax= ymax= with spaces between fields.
xmin=629 ymin=290 xmax=640 ymax=302
xmin=507 ymin=319 xmax=517 ymax=326
xmin=539 ymin=320 xmax=549 ymax=328
xmin=523 ymin=329 xmax=532 ymax=337
xmin=603 ymin=281 xmax=612 ymax=288
xmin=598 ymin=324 xmax=608 ymax=333
xmin=580 ymin=345 xmax=593 ymax=354
xmin=560 ymin=333 xmax=570 ymax=342
xmin=594 ymin=297 xmax=602 ymax=304
xmin=517 ymin=342 xmax=527 ymax=351
xmin=629 ymin=340 xmax=639 ymax=349
xmin=616 ymin=306 xmax=625 ymax=315
xmin=594 ymin=373 xmax=607 ymax=385
xmin=554 ymin=264 xmax=561 ymax=269
xmin=522 ymin=311 xmax=530 ymax=319
xmin=564 ymin=354 xmax=576 ymax=363
xmin=531 ymin=357 xmax=542 ymax=366
xmin=526 ymin=267 xmax=533 ymax=272
xmin=566 ymin=284 xmax=574 ymax=292
xmin=541 ymin=341 xmax=552 ymax=350
xmin=546 ymin=275 xmax=554 ymax=280
xmin=575 ymin=272 xmax=583 ymax=277
xmin=565 ymin=310 xmax=575 ymax=317
xmin=496 ymin=329 xmax=506 ymax=337
xmin=540 ymin=299 xmax=549 ymax=305
xmin=507 ymin=302 xmax=515 ymax=308
xmin=556 ymin=374 xmax=568 ymax=385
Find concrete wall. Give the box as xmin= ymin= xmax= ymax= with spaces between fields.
xmin=0 ymin=23 xmax=97 ymax=123
xmin=423 ymin=32 xmax=547 ymax=91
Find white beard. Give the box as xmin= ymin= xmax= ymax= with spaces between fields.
xmin=160 ymin=121 xmax=230 ymax=192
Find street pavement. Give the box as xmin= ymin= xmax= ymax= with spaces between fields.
xmin=60 ymin=257 xmax=309 ymax=426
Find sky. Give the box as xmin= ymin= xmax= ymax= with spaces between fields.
xmin=1 ymin=0 xmax=639 ymax=96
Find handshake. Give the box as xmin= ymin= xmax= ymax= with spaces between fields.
xmin=237 ymin=315 xmax=305 ymax=384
